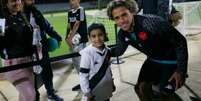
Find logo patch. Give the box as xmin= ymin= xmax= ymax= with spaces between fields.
xmin=138 ymin=32 xmax=148 ymax=41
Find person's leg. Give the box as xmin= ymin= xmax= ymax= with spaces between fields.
xmin=14 ymin=78 xmax=36 ymax=101
xmin=40 ymin=49 xmax=63 ymax=101
xmin=2 ymin=57 xmax=36 ymax=101
xmin=40 ymin=51 xmax=54 ymax=96
xmin=134 ymin=60 xmax=156 ymax=101
xmin=158 ymin=64 xmax=178 ymax=101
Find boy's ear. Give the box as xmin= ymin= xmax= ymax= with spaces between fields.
xmin=104 ymin=33 xmax=109 ymax=42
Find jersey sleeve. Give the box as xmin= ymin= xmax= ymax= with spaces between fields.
xmin=79 ymin=50 xmax=91 ymax=94
xmin=76 ymin=7 xmax=85 ymax=21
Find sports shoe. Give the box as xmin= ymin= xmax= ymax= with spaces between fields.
xmin=47 ymin=94 xmax=63 ymax=101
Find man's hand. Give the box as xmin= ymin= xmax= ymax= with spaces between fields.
xmin=168 ymin=71 xmax=185 ymax=90
xmin=170 ymin=12 xmax=182 ymax=26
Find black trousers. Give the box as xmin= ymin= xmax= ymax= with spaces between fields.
xmin=137 ymin=59 xmax=176 ymax=90
xmin=135 ymin=59 xmax=177 ymax=101
xmin=40 ymin=48 xmax=54 ymax=96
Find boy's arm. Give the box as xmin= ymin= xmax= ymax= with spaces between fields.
xmin=65 ymin=23 xmax=71 ymax=39
xmin=69 ymin=21 xmax=80 ymax=36
xmin=79 ymin=51 xmax=92 ymax=97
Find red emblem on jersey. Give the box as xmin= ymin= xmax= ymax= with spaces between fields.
xmin=138 ymin=32 xmax=148 ymax=41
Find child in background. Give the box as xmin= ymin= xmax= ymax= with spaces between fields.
xmin=66 ymin=0 xmax=88 ymax=91
xmin=79 ymin=23 xmax=114 ymax=101
xmin=66 ymin=0 xmax=88 ymax=73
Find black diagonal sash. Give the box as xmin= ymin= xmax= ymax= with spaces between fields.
xmin=89 ymin=50 xmax=111 ymax=90
xmin=76 ymin=50 xmax=111 ymax=90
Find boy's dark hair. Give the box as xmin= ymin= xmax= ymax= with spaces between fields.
xmin=107 ymin=0 xmax=138 ymax=20
xmin=88 ymin=23 xmax=109 ymax=41
xmin=88 ymin=23 xmax=106 ymax=36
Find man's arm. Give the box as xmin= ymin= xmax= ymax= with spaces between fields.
xmin=160 ymin=22 xmax=188 ymax=74
xmin=110 ymin=32 xmax=129 ymax=57
xmin=43 ymin=19 xmax=62 ymax=42
xmin=145 ymin=16 xmax=188 ymax=74
xmin=32 ymin=7 xmax=62 ymax=42
xmin=156 ymin=19 xmax=188 ymax=89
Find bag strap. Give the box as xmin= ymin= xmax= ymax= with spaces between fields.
xmin=89 ymin=49 xmax=111 ymax=90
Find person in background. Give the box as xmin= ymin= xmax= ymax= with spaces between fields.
xmin=0 ymin=0 xmax=35 ymax=101
xmin=23 ymin=0 xmax=63 ymax=100
xmin=137 ymin=0 xmax=182 ymax=26
xmin=65 ymin=0 xmax=88 ymax=91
xmin=107 ymin=1 xmax=188 ymax=101
xmin=79 ymin=23 xmax=114 ymax=101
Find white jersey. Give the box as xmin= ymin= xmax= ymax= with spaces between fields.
xmin=79 ymin=44 xmax=113 ymax=101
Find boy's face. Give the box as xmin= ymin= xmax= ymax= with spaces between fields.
xmin=89 ymin=29 xmax=105 ymax=49
xmin=112 ymin=6 xmax=134 ymax=32
xmin=69 ymin=0 xmax=80 ymax=9
xmin=23 ymin=0 xmax=35 ymax=6
xmin=7 ymin=0 xmax=22 ymax=14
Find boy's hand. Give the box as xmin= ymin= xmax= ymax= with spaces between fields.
xmin=65 ymin=32 xmax=74 ymax=48
xmin=85 ymin=92 xmax=94 ymax=101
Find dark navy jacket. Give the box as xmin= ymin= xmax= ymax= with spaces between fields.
xmin=0 ymin=12 xmax=34 ymax=59
xmin=24 ymin=6 xmax=62 ymax=53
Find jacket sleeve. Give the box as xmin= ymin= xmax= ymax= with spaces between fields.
xmin=33 ymin=7 xmax=62 ymax=42
xmin=143 ymin=16 xmax=188 ymax=74
xmin=43 ymin=19 xmax=62 ymax=42
xmin=110 ymin=32 xmax=129 ymax=57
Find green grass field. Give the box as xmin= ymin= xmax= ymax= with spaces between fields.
xmin=45 ymin=12 xmax=116 ymax=57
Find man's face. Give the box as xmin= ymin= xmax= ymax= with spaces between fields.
xmin=7 ymin=0 xmax=22 ymax=14
xmin=112 ymin=6 xmax=134 ymax=32
xmin=24 ymin=0 xmax=34 ymax=6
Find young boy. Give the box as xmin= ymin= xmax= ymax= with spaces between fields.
xmin=79 ymin=23 xmax=114 ymax=101
xmin=66 ymin=0 xmax=88 ymax=72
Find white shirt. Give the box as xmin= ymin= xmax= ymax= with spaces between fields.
xmin=79 ymin=44 xmax=113 ymax=101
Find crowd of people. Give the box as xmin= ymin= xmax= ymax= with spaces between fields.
xmin=0 ymin=0 xmax=188 ymax=101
